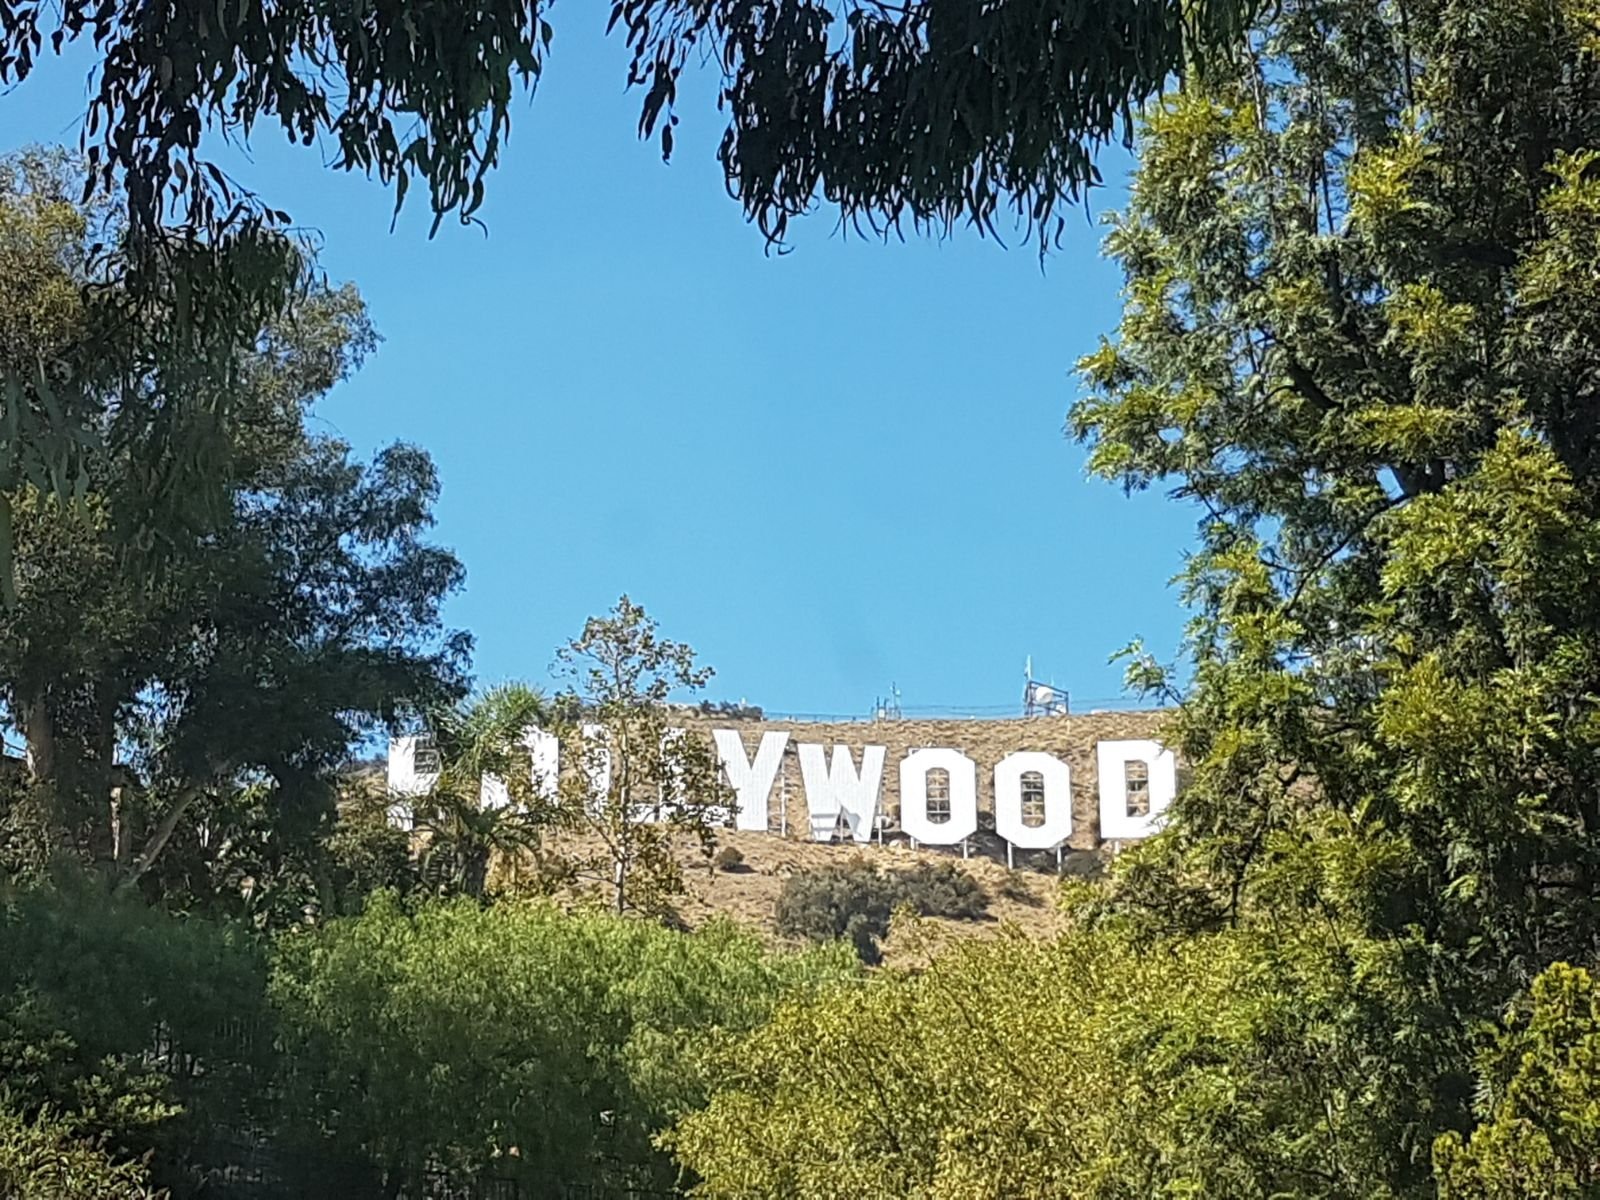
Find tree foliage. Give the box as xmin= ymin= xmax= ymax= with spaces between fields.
xmin=551 ymin=595 xmax=732 ymax=917
xmin=673 ymin=914 xmax=1411 ymax=1197
xmin=0 ymin=0 xmax=1258 ymax=249
xmin=1059 ymin=0 xmax=1600 ymax=1188
xmin=269 ymin=892 xmax=858 ymax=1193
xmin=0 ymin=1104 xmax=160 ymax=1200
xmin=0 ymin=149 xmax=309 ymax=599
xmin=613 ymin=0 xmax=1261 ymax=246
xmin=0 ymin=154 xmax=469 ymax=916
xmin=0 ymin=872 xmax=268 ymax=1190
xmin=1435 ymin=964 xmax=1600 ymax=1199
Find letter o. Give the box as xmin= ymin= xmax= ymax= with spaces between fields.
xmin=994 ymin=751 xmax=1072 ymax=849
xmin=899 ymin=748 xmax=978 ymax=845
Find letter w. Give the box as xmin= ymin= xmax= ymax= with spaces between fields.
xmin=797 ymin=744 xmax=886 ymax=843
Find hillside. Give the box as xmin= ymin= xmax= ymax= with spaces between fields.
xmin=536 ymin=826 xmax=1093 ymax=960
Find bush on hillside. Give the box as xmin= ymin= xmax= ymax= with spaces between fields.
xmin=774 ymin=859 xmax=990 ymax=963
xmin=774 ymin=861 xmax=903 ymax=964
xmin=895 ymin=861 xmax=989 ymax=921
xmin=713 ymin=846 xmax=747 ymax=873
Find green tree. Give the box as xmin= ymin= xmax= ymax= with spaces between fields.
xmin=269 ymin=893 xmax=857 ymax=1194
xmin=406 ymin=683 xmax=557 ymax=900
xmin=0 ymin=873 xmax=268 ymax=1184
xmin=552 ymin=596 xmax=732 ymax=917
xmin=0 ymin=148 xmax=307 ymax=605
xmin=1435 ymin=963 xmax=1600 ymax=1199
xmin=0 ymin=1104 xmax=159 ymax=1200
xmin=1064 ymin=0 xmax=1600 ymax=1187
xmin=112 ymin=437 xmax=469 ymax=912
xmin=671 ymin=913 xmax=1395 ymax=1198
xmin=0 ymin=153 xmax=470 ymax=915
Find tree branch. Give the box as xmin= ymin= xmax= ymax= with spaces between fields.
xmin=116 ymin=784 xmax=206 ymax=893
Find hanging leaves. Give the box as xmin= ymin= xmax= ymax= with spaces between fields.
xmin=612 ymin=0 xmax=1261 ymax=248
xmin=0 ymin=0 xmax=553 ymax=244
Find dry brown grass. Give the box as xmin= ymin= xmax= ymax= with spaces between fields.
xmin=524 ymin=827 xmax=1082 ymax=961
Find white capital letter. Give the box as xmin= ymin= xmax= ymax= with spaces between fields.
xmin=899 ymin=748 xmax=977 ymax=845
xmin=713 ymin=729 xmax=789 ymax=832
xmin=1096 ymin=739 xmax=1177 ymax=840
xmin=994 ymin=751 xmax=1072 ymax=849
xmin=527 ymin=727 xmax=559 ymax=801
xmin=797 ymin=743 xmax=885 ymax=842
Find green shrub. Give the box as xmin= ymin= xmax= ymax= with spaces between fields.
xmin=894 ymin=861 xmax=989 ymax=921
xmin=671 ymin=920 xmax=1396 ymax=1196
xmin=269 ymin=893 xmax=857 ymax=1194
xmin=774 ymin=860 xmax=901 ymax=964
xmin=1435 ymin=963 xmax=1600 ymax=1198
xmin=0 ymin=1104 xmax=160 ymax=1199
xmin=774 ymin=859 xmax=989 ymax=963
xmin=0 ymin=873 xmax=269 ymax=1189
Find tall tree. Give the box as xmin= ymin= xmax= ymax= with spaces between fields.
xmin=0 ymin=146 xmax=311 ymax=614
xmin=125 ymin=436 xmax=471 ymax=914
xmin=0 ymin=153 xmax=470 ymax=904
xmin=553 ymin=596 xmax=730 ymax=917
xmin=1068 ymin=0 xmax=1600 ymax=1186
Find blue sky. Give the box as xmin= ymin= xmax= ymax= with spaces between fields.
xmin=0 ymin=16 xmax=1197 ymax=717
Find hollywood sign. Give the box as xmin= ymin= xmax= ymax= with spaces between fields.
xmin=389 ymin=729 xmax=1177 ymax=850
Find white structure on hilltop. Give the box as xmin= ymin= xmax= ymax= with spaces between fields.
xmin=386 ymin=718 xmax=1178 ymax=855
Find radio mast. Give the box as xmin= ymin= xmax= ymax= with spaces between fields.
xmin=1023 ymin=658 xmax=1068 ymax=717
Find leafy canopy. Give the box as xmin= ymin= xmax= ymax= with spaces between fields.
xmin=1064 ymin=0 xmax=1600 ymax=1188
xmin=672 ymin=915 xmax=1397 ymax=1198
xmin=270 ymin=893 xmax=858 ymax=1193
xmin=0 ymin=152 xmax=469 ymax=909
xmin=0 ymin=0 xmax=1257 ymax=248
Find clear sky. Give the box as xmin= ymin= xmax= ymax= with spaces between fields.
xmin=0 ymin=17 xmax=1198 ymax=718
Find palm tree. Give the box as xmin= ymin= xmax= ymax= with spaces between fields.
xmin=408 ymin=683 xmax=557 ymax=899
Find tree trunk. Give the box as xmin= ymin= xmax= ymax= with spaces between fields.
xmin=21 ymin=695 xmax=54 ymax=785
xmin=116 ymin=785 xmax=205 ymax=894
xmin=465 ymin=846 xmax=490 ymax=900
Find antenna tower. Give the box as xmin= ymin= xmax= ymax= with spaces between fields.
xmin=1023 ymin=658 xmax=1069 ymax=717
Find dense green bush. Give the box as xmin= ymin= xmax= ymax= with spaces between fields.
xmin=673 ymin=917 xmax=1415 ymax=1197
xmin=1435 ymin=963 xmax=1600 ymax=1198
xmin=0 ymin=1104 xmax=160 ymax=1199
xmin=894 ymin=861 xmax=989 ymax=921
xmin=774 ymin=858 xmax=990 ymax=963
xmin=0 ymin=874 xmax=268 ymax=1193
xmin=268 ymin=893 xmax=857 ymax=1194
